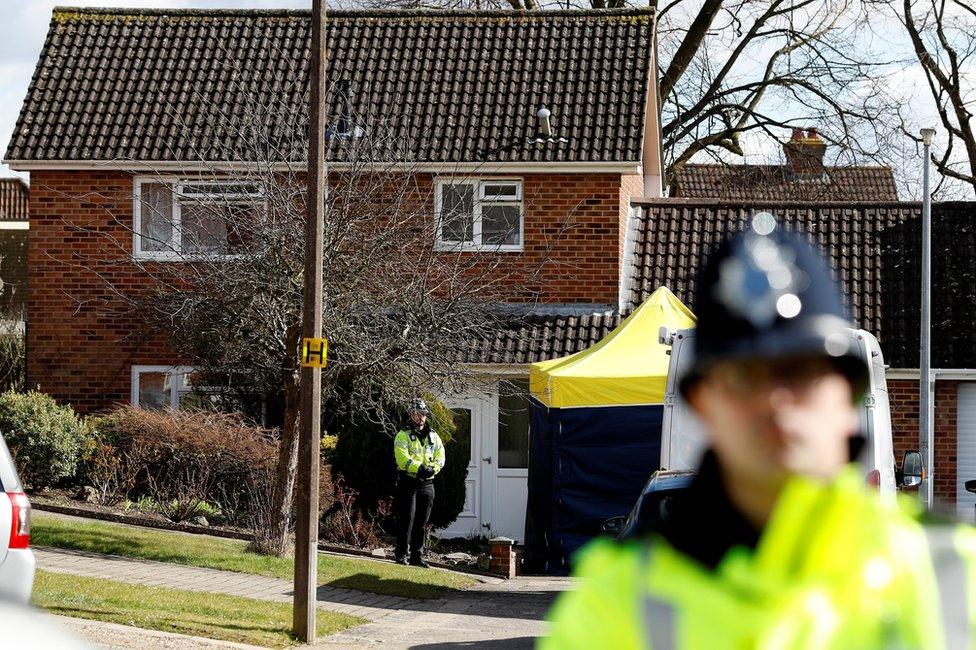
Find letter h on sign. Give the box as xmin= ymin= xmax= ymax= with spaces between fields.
xmin=301 ymin=338 xmax=328 ymax=368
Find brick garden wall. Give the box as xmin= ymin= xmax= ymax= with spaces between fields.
xmin=889 ymin=377 xmax=958 ymax=506
xmin=28 ymin=170 xmax=633 ymax=413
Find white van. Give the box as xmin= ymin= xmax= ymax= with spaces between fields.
xmin=660 ymin=327 xmax=897 ymax=493
xmin=603 ymin=327 xmax=924 ymax=538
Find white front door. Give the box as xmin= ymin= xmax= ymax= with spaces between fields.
xmin=483 ymin=379 xmax=531 ymax=542
xmin=436 ymin=396 xmax=485 ymax=538
xmin=436 ymin=379 xmax=531 ymax=541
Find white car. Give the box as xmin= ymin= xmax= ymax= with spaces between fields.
xmin=0 ymin=434 xmax=33 ymax=603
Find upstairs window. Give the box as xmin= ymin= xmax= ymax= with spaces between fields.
xmin=134 ymin=179 xmax=264 ymax=260
xmin=435 ymin=179 xmax=523 ymax=251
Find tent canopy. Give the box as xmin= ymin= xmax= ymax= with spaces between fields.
xmin=529 ymin=287 xmax=696 ymax=409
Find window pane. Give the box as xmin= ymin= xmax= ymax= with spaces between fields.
xmin=181 ymin=203 xmax=229 ymax=254
xmin=179 ymin=390 xmax=221 ymax=411
xmin=482 ymin=184 xmax=519 ymax=199
xmin=498 ymin=379 xmax=530 ymax=468
xmin=140 ymin=183 xmax=174 ymax=252
xmin=482 ymin=205 xmax=521 ymax=246
xmin=180 ymin=182 xmax=262 ymax=197
xmin=440 ymin=185 xmax=474 ymax=243
xmin=225 ymin=204 xmax=259 ymax=254
xmin=138 ymin=371 xmax=171 ymax=410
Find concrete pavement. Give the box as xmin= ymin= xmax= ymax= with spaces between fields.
xmin=36 ymin=546 xmax=572 ymax=648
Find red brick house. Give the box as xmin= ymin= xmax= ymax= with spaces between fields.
xmin=4 ymin=7 xmax=661 ymax=539
xmin=13 ymin=6 xmax=965 ymax=539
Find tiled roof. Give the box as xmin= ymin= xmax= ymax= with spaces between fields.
xmin=6 ymin=7 xmax=652 ymax=165
xmin=0 ymin=178 xmax=28 ymax=222
xmin=457 ymin=311 xmax=620 ymax=364
xmin=628 ymin=199 xmax=976 ymax=369
xmin=671 ymin=164 xmax=899 ymax=201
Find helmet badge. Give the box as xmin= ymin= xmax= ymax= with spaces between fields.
xmin=712 ymin=214 xmax=808 ymax=329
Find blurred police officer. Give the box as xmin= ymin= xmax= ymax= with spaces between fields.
xmin=393 ymin=397 xmax=445 ymax=567
xmin=544 ymin=216 xmax=976 ymax=648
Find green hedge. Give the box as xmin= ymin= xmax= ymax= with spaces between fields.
xmin=0 ymin=391 xmax=91 ymax=490
xmin=330 ymin=396 xmax=467 ymax=530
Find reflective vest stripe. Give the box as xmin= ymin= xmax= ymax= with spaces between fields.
xmin=925 ymin=526 xmax=970 ymax=650
xmin=639 ymin=548 xmax=676 ymax=650
xmin=643 ymin=596 xmax=676 ymax=650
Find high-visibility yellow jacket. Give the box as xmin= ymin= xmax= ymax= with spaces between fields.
xmin=394 ymin=427 xmax=446 ymax=478
xmin=543 ymin=468 xmax=976 ymax=649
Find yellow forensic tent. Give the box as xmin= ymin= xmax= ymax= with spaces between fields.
xmin=529 ymin=286 xmax=696 ymax=409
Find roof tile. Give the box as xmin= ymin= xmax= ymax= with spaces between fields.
xmin=672 ymin=164 xmax=899 ymax=202
xmin=0 ymin=179 xmax=28 ymax=222
xmin=627 ymin=199 xmax=976 ymax=369
xmin=6 ymin=7 xmax=652 ymax=165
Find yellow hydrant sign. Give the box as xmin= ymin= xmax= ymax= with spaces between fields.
xmin=301 ymin=337 xmax=328 ymax=368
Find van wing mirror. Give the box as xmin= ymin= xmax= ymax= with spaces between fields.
xmin=900 ymin=451 xmax=924 ymax=488
xmin=601 ymin=516 xmax=626 ymax=537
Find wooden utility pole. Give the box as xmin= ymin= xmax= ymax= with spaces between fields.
xmin=294 ymin=0 xmax=327 ymax=641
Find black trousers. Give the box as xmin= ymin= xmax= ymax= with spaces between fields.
xmin=394 ymin=473 xmax=435 ymax=558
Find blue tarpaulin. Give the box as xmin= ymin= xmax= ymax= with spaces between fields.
xmin=523 ymin=288 xmax=694 ymax=573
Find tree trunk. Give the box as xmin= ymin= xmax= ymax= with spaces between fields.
xmin=253 ymin=323 xmax=302 ymax=556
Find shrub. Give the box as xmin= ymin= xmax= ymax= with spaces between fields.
xmin=0 ymin=317 xmax=24 ymax=393
xmin=320 ymin=474 xmax=391 ymax=548
xmin=81 ymin=436 xmax=138 ymax=506
xmin=429 ymin=399 xmax=467 ymax=529
xmin=330 ymin=395 xmax=465 ymax=532
xmin=0 ymin=391 xmax=90 ymax=490
xmin=90 ymin=407 xmax=277 ymax=524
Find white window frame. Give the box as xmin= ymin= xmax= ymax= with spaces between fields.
xmin=433 ymin=178 xmax=524 ymax=252
xmin=131 ymin=365 xmax=227 ymax=411
xmin=132 ymin=177 xmax=265 ymax=261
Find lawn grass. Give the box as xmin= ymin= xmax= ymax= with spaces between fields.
xmin=32 ymin=570 xmax=365 ymax=647
xmin=33 ymin=514 xmax=476 ymax=600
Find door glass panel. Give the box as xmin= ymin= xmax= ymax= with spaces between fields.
xmin=450 ymin=407 xmax=473 ymax=466
xmin=498 ymin=380 xmax=530 ymax=468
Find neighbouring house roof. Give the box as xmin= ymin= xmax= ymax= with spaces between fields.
xmin=627 ymin=199 xmax=976 ymax=369
xmin=5 ymin=7 xmax=653 ymax=167
xmin=671 ymin=164 xmax=899 ymax=201
xmin=466 ymin=199 xmax=976 ymax=369
xmin=0 ymin=178 xmax=28 ymax=222
xmin=458 ymin=311 xmax=620 ymax=364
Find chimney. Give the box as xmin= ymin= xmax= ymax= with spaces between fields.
xmin=783 ymin=127 xmax=827 ymax=178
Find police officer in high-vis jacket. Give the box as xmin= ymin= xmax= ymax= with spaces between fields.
xmin=544 ymin=217 xmax=976 ymax=649
xmin=393 ymin=398 xmax=446 ymax=567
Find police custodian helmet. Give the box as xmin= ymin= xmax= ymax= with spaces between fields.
xmin=409 ymin=397 xmax=431 ymax=416
xmin=679 ymin=213 xmax=868 ymax=396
